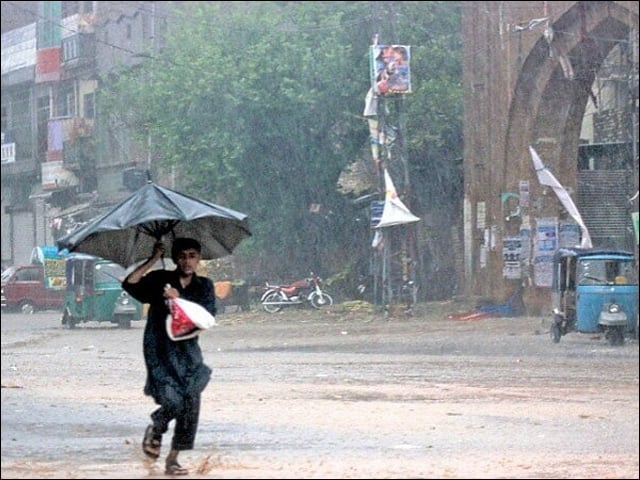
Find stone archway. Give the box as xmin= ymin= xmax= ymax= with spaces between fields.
xmin=506 ymin=1 xmax=636 ymax=184
xmin=501 ymin=1 xmax=637 ymax=311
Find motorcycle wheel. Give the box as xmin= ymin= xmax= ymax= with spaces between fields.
xmin=262 ymin=291 xmax=284 ymax=313
xmin=310 ymin=292 xmax=333 ymax=309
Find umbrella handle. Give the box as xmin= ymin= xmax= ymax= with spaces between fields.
xmin=156 ymin=235 xmax=166 ymax=269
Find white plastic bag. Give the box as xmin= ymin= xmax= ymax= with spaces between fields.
xmin=166 ymin=297 xmax=216 ymax=341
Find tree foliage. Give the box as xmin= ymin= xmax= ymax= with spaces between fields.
xmin=99 ymin=1 xmax=462 ymax=290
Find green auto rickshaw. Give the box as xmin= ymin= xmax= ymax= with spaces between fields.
xmin=61 ymin=254 xmax=143 ymax=329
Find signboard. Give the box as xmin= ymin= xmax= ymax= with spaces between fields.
xmin=41 ymin=161 xmax=79 ymax=190
xmin=1 ymin=141 xmax=16 ymax=164
xmin=370 ymin=200 xmax=385 ymax=228
xmin=31 ymin=246 xmax=67 ymax=289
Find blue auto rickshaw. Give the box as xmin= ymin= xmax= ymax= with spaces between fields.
xmin=550 ymin=248 xmax=638 ymax=345
xmin=61 ymin=254 xmax=143 ymax=329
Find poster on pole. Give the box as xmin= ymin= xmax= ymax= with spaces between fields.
xmin=370 ymin=45 xmax=411 ymax=95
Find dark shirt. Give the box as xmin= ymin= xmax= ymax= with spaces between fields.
xmin=122 ymin=269 xmax=216 ymax=403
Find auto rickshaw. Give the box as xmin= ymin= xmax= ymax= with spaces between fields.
xmin=550 ymin=248 xmax=638 ymax=345
xmin=61 ymin=254 xmax=143 ymax=329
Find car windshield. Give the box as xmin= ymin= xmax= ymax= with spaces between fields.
xmin=94 ymin=263 xmax=126 ymax=284
xmin=1 ymin=266 xmax=17 ymax=282
xmin=578 ymin=258 xmax=638 ymax=285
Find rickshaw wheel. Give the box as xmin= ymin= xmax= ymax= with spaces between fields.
xmin=63 ymin=310 xmax=78 ymax=329
xmin=607 ymin=327 xmax=624 ymax=346
xmin=550 ymin=322 xmax=561 ymax=343
xmin=116 ymin=316 xmax=132 ymax=329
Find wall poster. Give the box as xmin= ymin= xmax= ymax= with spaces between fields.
xmin=533 ymin=217 xmax=557 ymax=287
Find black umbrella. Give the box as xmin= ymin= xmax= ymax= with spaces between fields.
xmin=56 ymin=182 xmax=252 ymax=267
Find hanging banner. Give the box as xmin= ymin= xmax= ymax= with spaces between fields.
xmin=529 ymin=146 xmax=592 ymax=248
xmin=374 ymin=169 xmax=420 ymax=228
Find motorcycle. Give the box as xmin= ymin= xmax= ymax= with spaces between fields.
xmin=261 ymin=273 xmax=334 ymax=313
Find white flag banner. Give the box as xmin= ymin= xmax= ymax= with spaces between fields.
xmin=375 ymin=169 xmax=420 ymax=228
xmin=528 ymin=146 xmax=592 ymax=249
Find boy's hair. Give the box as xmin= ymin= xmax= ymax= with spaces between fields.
xmin=171 ymin=237 xmax=202 ymax=261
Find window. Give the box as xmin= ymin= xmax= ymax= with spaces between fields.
xmin=83 ymin=93 xmax=95 ymax=119
xmin=62 ymin=36 xmax=79 ymax=62
xmin=37 ymin=2 xmax=61 ymax=48
xmin=57 ymin=86 xmax=76 ymax=117
xmin=37 ymin=95 xmax=51 ymax=155
xmin=16 ymin=268 xmax=39 ymax=282
xmin=1 ymin=105 xmax=7 ymax=132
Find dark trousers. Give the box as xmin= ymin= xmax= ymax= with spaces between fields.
xmin=151 ymin=389 xmax=201 ymax=451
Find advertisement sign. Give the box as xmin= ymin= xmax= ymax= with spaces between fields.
xmin=31 ymin=246 xmax=67 ymax=289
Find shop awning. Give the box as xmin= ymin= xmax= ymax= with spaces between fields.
xmin=52 ymin=202 xmax=96 ymax=218
xmin=28 ymin=184 xmax=53 ymax=200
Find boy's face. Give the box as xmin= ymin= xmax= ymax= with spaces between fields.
xmin=175 ymin=248 xmax=201 ymax=276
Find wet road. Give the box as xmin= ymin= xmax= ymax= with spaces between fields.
xmin=1 ymin=305 xmax=638 ymax=478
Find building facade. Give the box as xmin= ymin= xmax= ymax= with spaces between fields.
xmin=461 ymin=1 xmax=638 ymax=312
xmin=1 ymin=1 xmax=173 ymax=267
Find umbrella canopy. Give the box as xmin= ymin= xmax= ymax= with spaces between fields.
xmin=56 ymin=182 xmax=252 ymax=267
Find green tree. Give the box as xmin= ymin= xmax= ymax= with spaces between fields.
xmin=100 ymin=1 xmax=463 ymax=296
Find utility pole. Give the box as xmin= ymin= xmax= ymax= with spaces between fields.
xmin=369 ymin=37 xmax=417 ymax=313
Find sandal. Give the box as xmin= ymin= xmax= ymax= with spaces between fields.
xmin=165 ymin=462 xmax=189 ymax=475
xmin=142 ymin=424 xmax=162 ymax=459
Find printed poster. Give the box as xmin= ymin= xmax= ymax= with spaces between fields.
xmin=503 ymin=236 xmax=522 ymax=279
xmin=370 ymin=45 xmax=412 ymax=95
xmin=533 ymin=217 xmax=557 ymax=287
xmin=559 ymin=220 xmax=580 ymax=248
